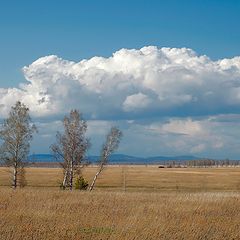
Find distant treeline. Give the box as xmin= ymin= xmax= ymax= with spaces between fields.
xmin=159 ymin=159 xmax=240 ymax=168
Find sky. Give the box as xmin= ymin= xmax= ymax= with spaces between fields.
xmin=0 ymin=0 xmax=240 ymax=159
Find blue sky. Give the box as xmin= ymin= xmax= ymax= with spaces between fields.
xmin=1 ymin=0 xmax=240 ymax=87
xmin=1 ymin=1 xmax=240 ymax=159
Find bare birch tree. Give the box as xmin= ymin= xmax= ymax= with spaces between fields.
xmin=89 ymin=127 xmax=122 ymax=191
xmin=0 ymin=101 xmax=36 ymax=189
xmin=51 ymin=110 xmax=90 ymax=190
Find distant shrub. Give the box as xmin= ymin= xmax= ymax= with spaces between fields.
xmin=75 ymin=176 xmax=88 ymax=190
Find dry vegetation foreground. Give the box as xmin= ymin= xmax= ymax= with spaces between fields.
xmin=0 ymin=189 xmax=240 ymax=240
xmin=0 ymin=166 xmax=240 ymax=239
xmin=1 ymin=166 xmax=240 ymax=192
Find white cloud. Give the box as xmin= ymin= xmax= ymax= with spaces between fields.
xmin=1 ymin=46 xmax=240 ymax=158
xmin=29 ymin=115 xmax=240 ymax=158
xmin=123 ymin=92 xmax=152 ymax=111
xmin=0 ymin=46 xmax=240 ymax=119
xmin=142 ymin=117 xmax=226 ymax=155
xmin=160 ymin=118 xmax=203 ymax=136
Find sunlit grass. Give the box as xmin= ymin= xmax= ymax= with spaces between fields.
xmin=0 ymin=166 xmax=240 ymax=239
xmin=0 ymin=189 xmax=239 ymax=239
xmin=1 ymin=166 xmax=240 ymax=192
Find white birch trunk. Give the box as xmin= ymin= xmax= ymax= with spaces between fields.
xmin=69 ymin=160 xmax=73 ymax=190
xmin=12 ymin=165 xmax=17 ymax=189
xmin=89 ymin=166 xmax=103 ymax=191
xmin=62 ymin=170 xmax=68 ymax=189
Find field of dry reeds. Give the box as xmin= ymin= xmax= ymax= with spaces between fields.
xmin=0 ymin=166 xmax=240 ymax=239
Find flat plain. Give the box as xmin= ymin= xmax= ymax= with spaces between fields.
xmin=0 ymin=166 xmax=240 ymax=239
xmin=1 ymin=165 xmax=240 ymax=192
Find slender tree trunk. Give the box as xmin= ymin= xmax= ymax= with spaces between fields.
xmin=12 ymin=165 xmax=17 ymax=189
xmin=13 ymin=146 xmax=19 ymax=189
xmin=89 ymin=171 xmax=100 ymax=191
xmin=89 ymin=166 xmax=103 ymax=191
xmin=62 ymin=170 xmax=68 ymax=189
xmin=69 ymin=160 xmax=73 ymax=191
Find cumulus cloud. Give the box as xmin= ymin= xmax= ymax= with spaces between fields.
xmin=145 ymin=117 xmax=225 ymax=154
xmin=159 ymin=118 xmax=203 ymax=136
xmin=29 ymin=115 xmax=240 ymax=158
xmin=0 ymin=46 xmax=240 ymax=119
xmin=123 ymin=92 xmax=152 ymax=111
xmin=1 ymin=46 xmax=240 ymax=158
xmin=121 ymin=115 xmax=240 ymax=159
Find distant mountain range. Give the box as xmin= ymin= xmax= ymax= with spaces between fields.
xmin=28 ymin=153 xmax=200 ymax=164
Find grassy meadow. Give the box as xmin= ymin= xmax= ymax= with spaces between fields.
xmin=0 ymin=166 xmax=240 ymax=239
xmin=1 ymin=165 xmax=240 ymax=192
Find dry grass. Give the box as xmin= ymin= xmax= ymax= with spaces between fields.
xmin=0 ymin=189 xmax=239 ymax=240
xmin=1 ymin=166 xmax=240 ymax=192
xmin=0 ymin=166 xmax=240 ymax=239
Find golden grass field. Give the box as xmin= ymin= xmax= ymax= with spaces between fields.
xmin=1 ymin=166 xmax=240 ymax=192
xmin=0 ymin=166 xmax=240 ymax=239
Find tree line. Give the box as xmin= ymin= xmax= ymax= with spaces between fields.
xmin=157 ymin=159 xmax=240 ymax=168
xmin=185 ymin=159 xmax=240 ymax=167
xmin=0 ymin=101 xmax=122 ymax=190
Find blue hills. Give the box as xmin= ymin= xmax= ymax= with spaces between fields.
xmin=28 ymin=154 xmax=200 ymax=164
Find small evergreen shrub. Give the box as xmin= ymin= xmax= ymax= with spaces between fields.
xmin=75 ymin=176 xmax=88 ymax=190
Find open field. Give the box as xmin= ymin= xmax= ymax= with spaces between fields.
xmin=1 ymin=166 xmax=240 ymax=192
xmin=0 ymin=189 xmax=240 ymax=239
xmin=0 ymin=166 xmax=240 ymax=239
